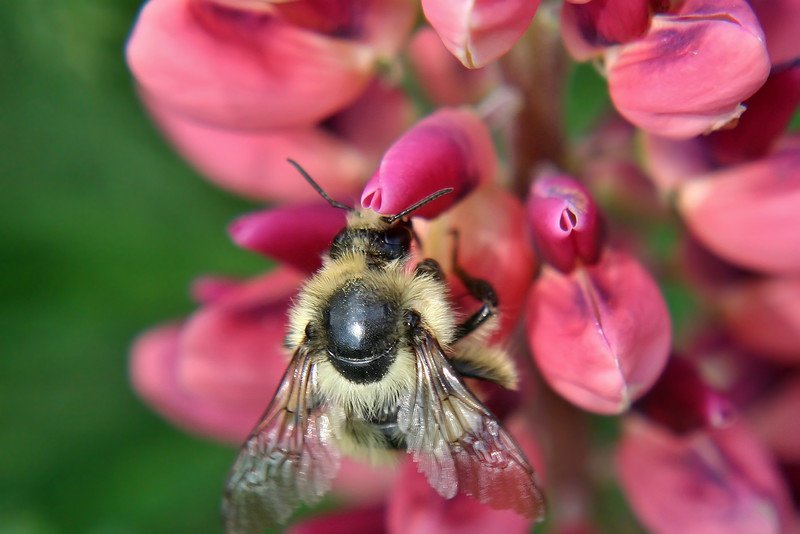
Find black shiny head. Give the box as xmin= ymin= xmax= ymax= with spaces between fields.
xmin=329 ymin=219 xmax=414 ymax=266
xmin=323 ymin=281 xmax=401 ymax=383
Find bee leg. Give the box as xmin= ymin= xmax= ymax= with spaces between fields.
xmin=414 ymin=258 xmax=445 ymax=282
xmin=449 ymin=230 xmax=498 ymax=342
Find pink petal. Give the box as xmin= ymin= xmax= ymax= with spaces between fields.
xmin=749 ymin=376 xmax=800 ymax=462
xmin=749 ymin=0 xmax=800 ymax=66
xmin=526 ymin=249 xmax=672 ymax=414
xmin=561 ymin=0 xmax=651 ymax=61
xmin=144 ymin=98 xmax=369 ymax=203
xmin=331 ymin=458 xmax=399 ymax=506
xmin=229 ymin=203 xmax=347 ymax=273
xmin=288 ymin=504 xmax=387 ymax=534
xmin=417 ymin=184 xmax=537 ymax=341
xmin=361 ymin=108 xmax=496 ymax=219
xmin=421 ymin=0 xmax=542 ymax=68
xmin=386 ymin=416 xmax=543 ymax=533
xmin=677 ymin=144 xmax=800 ymax=274
xmin=705 ymin=64 xmax=800 ymax=165
xmin=526 ymin=171 xmax=604 ymax=273
xmin=126 ymin=0 xmax=390 ymax=130
xmin=327 ymin=78 xmax=418 ymax=163
xmin=617 ymin=417 xmax=797 ymax=533
xmin=177 ymin=269 xmax=302 ymax=418
xmin=407 ymin=27 xmax=501 ymax=106
xmin=718 ymin=276 xmax=800 ymax=364
xmin=606 ymin=0 xmax=770 ymax=138
xmin=641 ymin=134 xmax=714 ymax=194
xmin=190 ymin=275 xmax=244 ymax=305
xmin=130 ymin=322 xmax=264 ymax=442
xmin=635 ymin=356 xmax=734 ymax=434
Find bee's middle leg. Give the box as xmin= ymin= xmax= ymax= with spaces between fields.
xmin=447 ymin=230 xmax=498 ymax=342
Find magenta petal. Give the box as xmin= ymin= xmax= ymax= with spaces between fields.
xmin=145 ymin=99 xmax=368 ymax=203
xmin=288 ymin=504 xmax=386 ymax=534
xmin=749 ymin=0 xmax=800 ymax=66
xmin=527 ymin=250 xmax=672 ymax=414
xmin=361 ymin=108 xmax=496 ymax=219
xmin=408 ymin=27 xmax=501 ymax=106
xmin=719 ymin=276 xmax=800 ymax=364
xmin=617 ymin=417 xmax=797 ymax=533
xmin=607 ymin=0 xmax=770 ymax=138
xmin=561 ymin=0 xmax=651 ymax=61
xmin=705 ymin=64 xmax=800 ymax=165
xmin=126 ymin=0 xmax=384 ymax=130
xmin=130 ymin=322 xmax=263 ymax=442
xmin=678 ymin=145 xmax=800 ymax=274
xmin=635 ymin=356 xmax=734 ymax=434
xmin=527 ymin=172 xmax=604 ymax=273
xmin=749 ymin=376 xmax=800 ymax=462
xmin=173 ymin=268 xmax=304 ymax=441
xmin=421 ymin=0 xmax=542 ymax=68
xmin=641 ymin=134 xmax=714 ymax=194
xmin=230 ymin=203 xmax=347 ymax=273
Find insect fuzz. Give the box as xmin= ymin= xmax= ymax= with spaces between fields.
xmin=285 ymin=210 xmax=455 ymax=429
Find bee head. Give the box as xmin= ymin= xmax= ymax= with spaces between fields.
xmin=287 ymin=158 xmax=452 ymax=267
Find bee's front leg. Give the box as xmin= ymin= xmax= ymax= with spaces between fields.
xmin=448 ymin=230 xmax=498 ymax=342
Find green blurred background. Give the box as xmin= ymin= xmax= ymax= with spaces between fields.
xmin=0 ymin=1 xmax=266 ymax=531
xmin=0 ymin=2 xmax=617 ymax=532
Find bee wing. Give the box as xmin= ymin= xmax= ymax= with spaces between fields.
xmin=397 ymin=332 xmax=546 ymax=520
xmin=223 ymin=345 xmax=343 ymax=533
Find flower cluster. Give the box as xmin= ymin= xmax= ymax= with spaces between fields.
xmin=126 ymin=0 xmax=800 ymax=531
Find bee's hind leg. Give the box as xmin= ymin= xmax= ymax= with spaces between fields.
xmin=449 ymin=230 xmax=498 ymax=342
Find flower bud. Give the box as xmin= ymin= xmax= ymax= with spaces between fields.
xmin=526 ymin=172 xmax=603 ymax=273
xmin=527 ymin=250 xmax=672 ymax=414
xmin=635 ymin=356 xmax=734 ymax=433
xmin=677 ymin=143 xmax=800 ymax=274
xmin=126 ymin=0 xmax=413 ymax=130
xmin=361 ymin=108 xmax=496 ymax=219
xmin=606 ymin=0 xmax=770 ymax=138
xmin=617 ymin=417 xmax=797 ymax=533
xmin=421 ymin=0 xmax=542 ymax=68
xmin=229 ymin=203 xmax=348 ymax=273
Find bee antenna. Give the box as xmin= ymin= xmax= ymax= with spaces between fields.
xmin=385 ymin=187 xmax=454 ymax=223
xmin=287 ymin=159 xmax=352 ymax=211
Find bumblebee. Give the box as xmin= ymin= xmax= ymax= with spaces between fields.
xmin=223 ymin=161 xmax=545 ymax=532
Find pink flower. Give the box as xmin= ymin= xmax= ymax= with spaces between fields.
xmin=749 ymin=0 xmax=800 ymax=66
xmin=606 ymin=0 xmax=770 ymax=138
xmin=526 ymin=172 xmax=604 ymax=273
xmin=526 ymin=250 xmax=672 ymax=414
xmin=561 ymin=0 xmax=652 ymax=61
xmin=677 ymin=142 xmax=800 ymax=274
xmin=288 ymin=504 xmax=387 ymax=534
xmin=229 ymin=202 xmax=347 ymax=274
xmin=749 ymin=376 xmax=800 ymax=463
xmin=635 ymin=355 xmax=734 ymax=434
xmin=617 ymin=416 xmax=797 ymax=533
xmin=718 ymin=276 xmax=800 ymax=364
xmin=407 ymin=27 xmax=501 ymax=107
xmin=361 ymin=108 xmax=496 ymax=219
xmin=143 ymin=79 xmax=416 ymax=203
xmin=386 ymin=416 xmax=544 ymax=533
xmin=421 ymin=0 xmax=542 ymax=68
xmin=130 ymin=268 xmax=304 ymax=443
xmin=704 ymin=64 xmax=800 ymax=166
xmin=126 ymin=0 xmax=414 ymax=130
